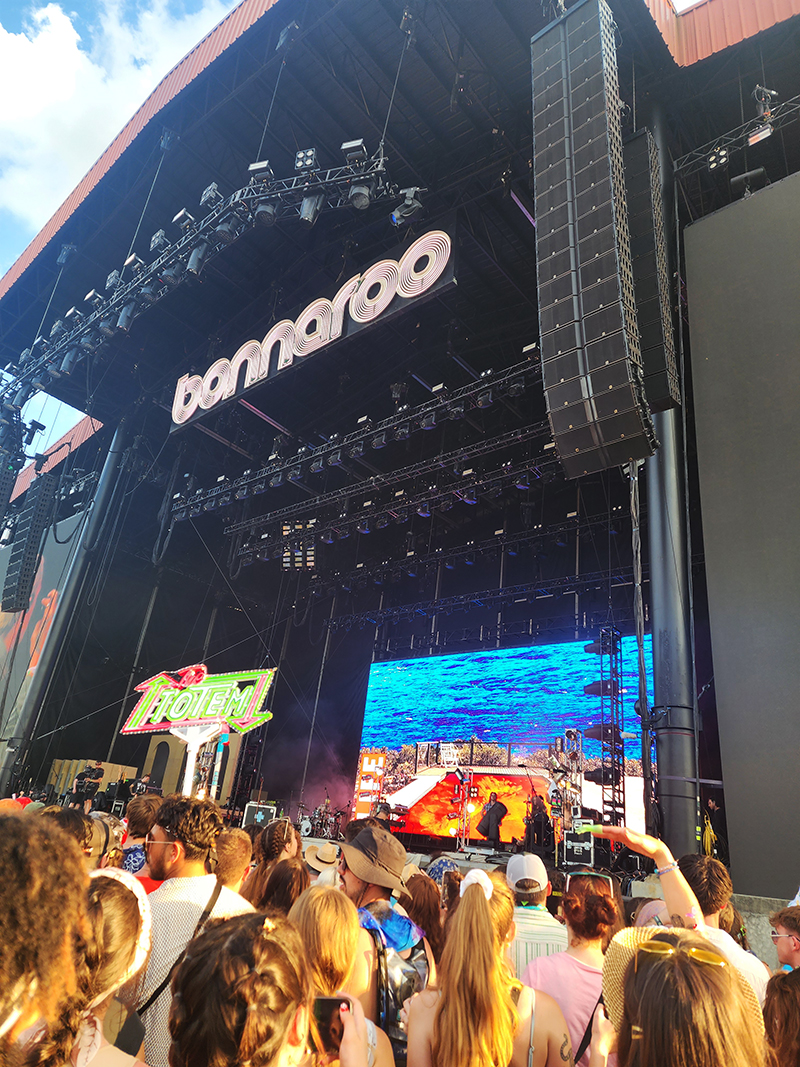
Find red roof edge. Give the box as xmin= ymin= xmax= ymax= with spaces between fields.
xmin=642 ymin=0 xmax=800 ymax=67
xmin=0 ymin=0 xmax=281 ymax=304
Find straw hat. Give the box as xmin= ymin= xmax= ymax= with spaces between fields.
xmin=602 ymin=926 xmax=764 ymax=1036
xmin=305 ymin=840 xmax=339 ymax=872
xmin=340 ymin=825 xmax=410 ymax=897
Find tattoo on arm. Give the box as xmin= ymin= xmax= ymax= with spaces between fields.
xmin=560 ymin=1034 xmax=574 ymax=1063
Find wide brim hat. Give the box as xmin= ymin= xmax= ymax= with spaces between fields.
xmin=340 ymin=825 xmax=411 ymax=898
xmin=305 ymin=841 xmax=339 ymax=871
xmin=603 ymin=926 xmax=764 ymax=1036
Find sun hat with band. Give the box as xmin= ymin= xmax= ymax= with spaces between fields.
xmin=602 ymin=926 xmax=764 ymax=1036
xmin=340 ymin=824 xmax=411 ymax=898
xmin=305 ymin=840 xmax=339 ymax=872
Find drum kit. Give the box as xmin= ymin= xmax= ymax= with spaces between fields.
xmin=296 ymin=797 xmax=346 ymax=840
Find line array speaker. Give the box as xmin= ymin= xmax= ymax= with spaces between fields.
xmin=531 ymin=0 xmax=657 ymax=479
xmin=2 ymin=473 xmax=58 ymax=613
xmin=0 ymin=458 xmax=19 ymax=527
xmin=623 ymin=129 xmax=680 ymax=411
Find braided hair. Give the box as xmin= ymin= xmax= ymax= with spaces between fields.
xmin=241 ymin=819 xmax=296 ymax=907
xmin=169 ymin=914 xmax=311 ymax=1067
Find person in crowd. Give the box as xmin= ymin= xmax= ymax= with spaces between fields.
xmin=589 ymin=927 xmax=771 ymax=1067
xmin=405 ymin=873 xmax=444 ymax=966
xmin=0 ymin=814 xmax=89 ymax=1065
xmin=28 ymin=867 xmax=153 ymax=1067
xmin=41 ymin=805 xmax=94 ymax=863
xmin=764 ymin=967 xmax=800 ymax=1066
xmin=677 ymin=853 xmax=769 ymax=1002
xmin=215 ymin=827 xmax=253 ymax=894
xmin=343 ymin=816 xmax=387 ymax=843
xmin=769 ymin=906 xmax=800 ymax=970
xmin=134 ymin=795 xmax=253 ymax=1067
xmin=305 ymin=840 xmax=340 ymax=882
xmin=256 ymin=857 xmax=311 ymax=915
xmin=406 ymin=869 xmax=575 ymax=1067
xmin=91 ymin=812 xmax=126 ymax=868
xmin=521 ymin=870 xmax=618 ymax=1066
xmin=289 ymin=885 xmax=394 ymax=1067
xmin=168 ymin=912 xmax=371 ymax=1067
xmin=506 ymin=854 xmax=568 ymax=976
xmin=440 ymin=868 xmax=463 ymax=941
xmin=241 ymin=817 xmax=298 ymax=905
xmin=719 ymin=901 xmax=752 ymax=952
xmin=338 ymin=825 xmax=431 ymax=1064
xmin=424 ymin=856 xmax=460 ymax=889
xmin=122 ymin=795 xmax=163 ymax=875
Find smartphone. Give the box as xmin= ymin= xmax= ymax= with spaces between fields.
xmin=312 ymin=996 xmax=347 ymax=1055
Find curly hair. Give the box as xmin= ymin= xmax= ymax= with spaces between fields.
xmin=562 ymin=872 xmax=619 ymax=943
xmin=157 ymin=795 xmax=222 ymax=862
xmin=168 ymin=914 xmax=311 ymax=1067
xmin=0 ymin=814 xmax=88 ymax=1055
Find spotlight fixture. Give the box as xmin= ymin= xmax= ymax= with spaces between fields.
xmin=310 ymin=456 xmax=325 ymax=474
xmin=160 ymin=262 xmax=185 ymax=288
xmin=514 ymin=473 xmax=531 ymax=490
xmin=248 ymin=160 xmax=274 ymax=183
xmin=416 ymin=501 xmax=431 ymax=518
xmin=172 ymin=208 xmax=196 ymax=231
xmin=448 ymin=401 xmax=465 ymax=420
xmin=462 ymin=488 xmax=477 ymax=505
xmin=348 ymin=441 xmax=365 ymax=459
xmin=57 ymin=243 xmax=77 ymax=267
xmin=287 ymin=466 xmax=303 ymax=482
xmin=49 ymin=319 xmax=67 ymax=341
xmin=357 ymin=519 xmax=371 ymax=535
xmin=139 ymin=283 xmax=158 ymax=305
xmin=254 ymin=199 xmax=278 ymax=226
xmin=151 ymin=230 xmax=170 ymax=255
xmin=394 ymin=423 xmax=410 ymax=441
xmin=294 ymin=147 xmax=318 ymax=171
xmin=707 ymin=146 xmax=729 ymax=171
xmin=321 ymin=530 xmax=336 ymax=544
xmin=84 ymin=289 xmax=104 ymax=309
xmin=214 ymin=217 xmax=238 ymax=244
xmin=348 ymin=180 xmax=375 ymax=211
xmin=105 ymin=269 xmax=121 ymax=292
xmin=507 ymin=380 xmax=525 ymax=398
xmin=299 ymin=193 xmax=324 ymax=227
xmin=328 ymin=450 xmax=344 ymax=467
xmin=65 ymin=306 xmax=83 ymax=326
xmin=200 ymin=181 xmax=223 ymax=207
xmin=420 ymin=412 xmax=437 ymax=430
xmin=371 ymin=432 xmax=387 ymax=449
xmin=124 ymin=253 xmax=146 ymax=274
xmin=116 ymin=301 xmax=139 ymax=332
xmin=269 ymin=472 xmax=284 ymax=488
xmin=390 ymin=187 xmax=424 ymax=227
xmin=747 ymin=124 xmax=773 ymax=146
xmin=79 ymin=331 xmax=101 ymax=353
xmin=187 ymin=241 xmax=209 ymax=275
xmin=341 ymin=138 xmax=368 ymax=164
xmin=476 ymin=388 xmax=493 ymax=409
xmin=59 ymin=348 xmax=81 ymax=376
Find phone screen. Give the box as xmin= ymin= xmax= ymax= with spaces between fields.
xmin=312 ymin=997 xmax=346 ymax=1054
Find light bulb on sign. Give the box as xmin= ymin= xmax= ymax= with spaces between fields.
xmin=467 ymin=803 xmax=475 ymax=813
xmin=448 ymin=827 xmax=457 ymax=836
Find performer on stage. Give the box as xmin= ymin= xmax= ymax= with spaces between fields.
xmin=476 ymin=791 xmax=507 ymax=850
xmin=131 ymin=773 xmax=151 ymax=797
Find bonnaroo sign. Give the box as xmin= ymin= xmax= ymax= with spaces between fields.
xmin=171 ymin=229 xmax=454 ymax=430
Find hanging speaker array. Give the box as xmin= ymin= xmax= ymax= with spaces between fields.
xmin=2 ymin=473 xmax=58 ymax=613
xmin=531 ymin=0 xmax=658 ymax=479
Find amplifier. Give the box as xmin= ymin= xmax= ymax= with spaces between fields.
xmin=243 ymin=802 xmax=277 ymax=828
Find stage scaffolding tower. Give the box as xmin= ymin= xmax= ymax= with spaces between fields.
xmin=600 ymin=627 xmax=625 ymax=826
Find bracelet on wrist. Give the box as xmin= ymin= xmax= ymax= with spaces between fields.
xmin=656 ymin=861 xmax=679 ymax=876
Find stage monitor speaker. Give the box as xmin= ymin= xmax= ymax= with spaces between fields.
xmin=243 ymin=801 xmax=277 ymax=828
xmin=2 ymin=473 xmax=58 ymax=612
xmin=531 ymin=0 xmax=657 ymax=478
xmin=623 ymin=129 xmax=680 ymax=411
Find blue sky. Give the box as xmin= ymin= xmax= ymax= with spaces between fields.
xmin=0 ymin=0 xmax=237 ymax=447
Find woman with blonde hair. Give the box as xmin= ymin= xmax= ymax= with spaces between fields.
xmin=406 ymin=869 xmax=574 ymax=1067
xmin=288 ymin=886 xmax=394 ymax=1067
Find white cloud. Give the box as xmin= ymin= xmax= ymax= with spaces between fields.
xmin=0 ymin=0 xmax=235 ymax=260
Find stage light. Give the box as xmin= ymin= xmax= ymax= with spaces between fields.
xmin=124 ymin=253 xmax=146 ymax=274
xmin=394 ymin=423 xmax=410 ymax=441
xmin=448 ymin=401 xmax=465 ymax=420
xmin=328 ymin=450 xmax=344 ymax=467
xmin=31 ymin=374 xmax=50 ymax=391
xmin=462 ymin=488 xmax=477 ymax=505
xmin=476 ymin=388 xmax=493 ymax=408
xmin=372 ymin=432 xmax=387 ymax=449
xmin=310 ymin=456 xmax=325 ymax=474
xmin=508 ymin=380 xmax=525 ymax=398
xmin=84 ymin=289 xmax=104 ymax=309
xmin=514 ymin=473 xmax=531 ymax=490
xmin=57 ymin=243 xmax=76 ymax=267
xmin=375 ymin=514 xmax=390 ymax=529
xmin=464 ymin=552 xmax=476 ymax=565
xmin=79 ymin=331 xmax=102 ymax=353
xmin=748 ymin=125 xmax=773 ymax=146
xmin=214 ymin=217 xmax=238 ymax=244
xmin=105 ymin=269 xmax=121 ymax=292
xmin=349 ymin=441 xmax=365 ymax=459
xmin=357 ymin=519 xmax=371 ymax=534
xmin=187 ymin=240 xmax=209 ymax=275
xmin=49 ymin=319 xmax=67 ymax=341
xmin=295 ymin=147 xmax=318 ymax=171
xmin=248 ymin=160 xmax=274 ymax=183
xmin=254 ymin=199 xmax=278 ymax=226
xmin=65 ymin=306 xmax=83 ymax=325
xmin=341 ymin=138 xmax=368 ymax=164
xmin=439 ymin=497 xmax=453 ymax=511
xmin=420 ymin=412 xmax=437 ymax=430
xmin=269 ymin=472 xmax=284 ymax=488
xmin=390 ymin=187 xmax=424 ymax=227
xmin=116 ymin=302 xmax=138 ymax=332
xmin=200 ymin=181 xmax=223 ymax=207
xmin=172 ymin=208 xmax=195 ymax=230
xmin=321 ymin=530 xmax=335 ymax=544
xmin=287 ymin=466 xmax=303 ymax=482
xmin=160 ymin=262 xmax=185 ymax=288
xmin=348 ymin=181 xmax=374 ymax=211
xmin=707 ymin=146 xmax=729 ymax=171
xmin=277 ymin=20 xmax=299 ymax=50
xmin=150 ymin=228 xmax=169 ymax=252
xmin=416 ymin=501 xmax=431 ymax=518
xmin=299 ymin=193 xmax=324 ymax=227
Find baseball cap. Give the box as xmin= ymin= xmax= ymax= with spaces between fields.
xmin=506 ymin=853 xmax=548 ymax=892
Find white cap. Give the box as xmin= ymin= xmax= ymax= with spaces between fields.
xmin=506 ymin=853 xmax=548 ymax=892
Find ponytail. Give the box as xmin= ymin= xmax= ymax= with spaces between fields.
xmin=432 ymin=871 xmax=517 ymax=1067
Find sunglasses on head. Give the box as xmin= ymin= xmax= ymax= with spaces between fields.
xmin=564 ymin=871 xmax=615 ymax=894
xmin=634 ymin=939 xmax=727 ymax=973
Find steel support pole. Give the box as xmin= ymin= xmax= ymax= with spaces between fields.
xmin=0 ymin=417 xmax=132 ymax=795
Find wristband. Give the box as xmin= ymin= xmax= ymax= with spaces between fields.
xmin=656 ymin=861 xmax=678 ymax=876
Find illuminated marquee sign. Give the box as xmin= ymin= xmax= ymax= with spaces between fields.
xmin=120 ymin=663 xmax=276 ymax=736
xmin=171 ymin=228 xmax=454 ymax=430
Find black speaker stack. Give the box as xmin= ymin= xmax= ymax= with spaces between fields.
xmin=2 ymin=473 xmax=58 ymax=613
xmin=532 ymin=0 xmax=659 ymax=479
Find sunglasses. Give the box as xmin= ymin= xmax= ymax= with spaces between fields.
xmin=635 ymin=940 xmax=727 ymax=973
xmin=564 ymin=871 xmax=615 ymax=894
xmin=771 ymin=930 xmax=798 ymax=943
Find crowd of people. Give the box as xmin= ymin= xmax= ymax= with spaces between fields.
xmin=2 ymin=794 xmax=799 ymax=1067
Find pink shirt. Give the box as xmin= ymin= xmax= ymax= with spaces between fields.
xmin=522 ymin=952 xmax=603 ymax=1067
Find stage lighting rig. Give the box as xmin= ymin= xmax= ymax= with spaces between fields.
xmin=295 ymin=147 xmax=318 ymax=171
xmin=84 ymin=289 xmax=104 ymax=310
xmin=341 ymin=139 xmax=368 ymax=164
xmin=248 ymin=160 xmax=274 ymax=184
xmin=390 ymin=187 xmax=425 ymax=227
xmin=186 ymin=240 xmax=210 ymax=276
xmin=299 ymin=192 xmax=325 ymax=228
xmin=57 ymin=243 xmax=76 ymax=267
xmin=172 ymin=208 xmax=195 ymax=231
xmin=200 ymin=181 xmax=224 ymax=207
xmin=150 ymin=228 xmax=169 ymax=252
xmin=105 ymin=269 xmax=121 ymax=292
xmin=124 ymin=253 xmax=146 ymax=275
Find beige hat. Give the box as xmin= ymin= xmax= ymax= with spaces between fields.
xmin=340 ymin=825 xmax=410 ymax=898
xmin=602 ymin=926 xmax=764 ymax=1036
xmin=305 ymin=840 xmax=339 ymax=872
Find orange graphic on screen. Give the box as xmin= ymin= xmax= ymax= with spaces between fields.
xmin=401 ymin=771 xmax=550 ymax=840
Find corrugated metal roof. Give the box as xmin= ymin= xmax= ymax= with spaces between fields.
xmin=11 ymin=415 xmax=103 ymax=501
xmin=644 ymin=0 xmax=800 ymax=66
xmin=0 ymin=0 xmax=281 ymax=303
